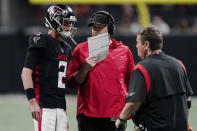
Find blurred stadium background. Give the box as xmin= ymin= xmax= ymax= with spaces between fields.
xmin=0 ymin=0 xmax=197 ymax=130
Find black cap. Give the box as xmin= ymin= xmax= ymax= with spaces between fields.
xmin=88 ymin=14 xmax=109 ymax=26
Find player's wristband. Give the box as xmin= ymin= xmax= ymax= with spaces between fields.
xmin=187 ymin=101 xmax=191 ymax=109
xmin=25 ymin=88 xmax=36 ymax=100
xmin=118 ymin=117 xmax=126 ymax=122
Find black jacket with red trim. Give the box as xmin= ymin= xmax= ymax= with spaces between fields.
xmin=136 ymin=52 xmax=192 ymax=101
xmin=133 ymin=52 xmax=193 ymax=131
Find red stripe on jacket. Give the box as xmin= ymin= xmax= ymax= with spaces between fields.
xmin=135 ymin=64 xmax=151 ymax=94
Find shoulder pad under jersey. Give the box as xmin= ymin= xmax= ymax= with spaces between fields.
xmin=29 ymin=33 xmax=48 ymax=49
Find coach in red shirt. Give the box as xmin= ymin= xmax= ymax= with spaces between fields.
xmin=67 ymin=11 xmax=135 ymax=131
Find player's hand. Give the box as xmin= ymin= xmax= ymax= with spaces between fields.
xmin=84 ymin=56 xmax=97 ymax=71
xmin=29 ymin=98 xmax=41 ymax=121
xmin=133 ymin=125 xmax=141 ymax=131
xmin=115 ymin=119 xmax=124 ymax=129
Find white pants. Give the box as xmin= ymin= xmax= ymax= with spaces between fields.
xmin=33 ymin=108 xmax=68 ymax=131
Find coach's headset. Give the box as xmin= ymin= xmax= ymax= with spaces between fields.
xmin=88 ymin=11 xmax=115 ymax=35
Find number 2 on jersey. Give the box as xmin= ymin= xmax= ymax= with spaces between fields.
xmin=58 ymin=61 xmax=67 ymax=88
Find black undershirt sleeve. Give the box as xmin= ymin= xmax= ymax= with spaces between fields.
xmin=126 ymin=69 xmax=147 ymax=103
xmin=24 ymin=48 xmax=44 ymax=70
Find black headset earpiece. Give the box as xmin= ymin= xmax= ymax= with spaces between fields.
xmin=90 ymin=11 xmax=115 ymax=35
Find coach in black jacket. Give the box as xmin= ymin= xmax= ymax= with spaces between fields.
xmin=115 ymin=27 xmax=193 ymax=131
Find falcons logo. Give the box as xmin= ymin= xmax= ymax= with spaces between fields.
xmin=48 ymin=6 xmax=67 ymax=21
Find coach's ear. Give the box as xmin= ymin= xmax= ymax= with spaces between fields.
xmin=144 ymin=41 xmax=150 ymax=51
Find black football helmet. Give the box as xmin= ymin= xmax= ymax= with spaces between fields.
xmin=45 ymin=4 xmax=77 ymax=37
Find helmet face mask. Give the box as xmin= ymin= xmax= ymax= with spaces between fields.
xmin=58 ymin=24 xmax=77 ymax=38
xmin=45 ymin=4 xmax=77 ymax=38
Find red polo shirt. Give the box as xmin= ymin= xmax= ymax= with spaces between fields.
xmin=67 ymin=38 xmax=135 ymax=118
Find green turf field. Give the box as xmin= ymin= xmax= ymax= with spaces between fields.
xmin=0 ymin=94 xmax=196 ymax=131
